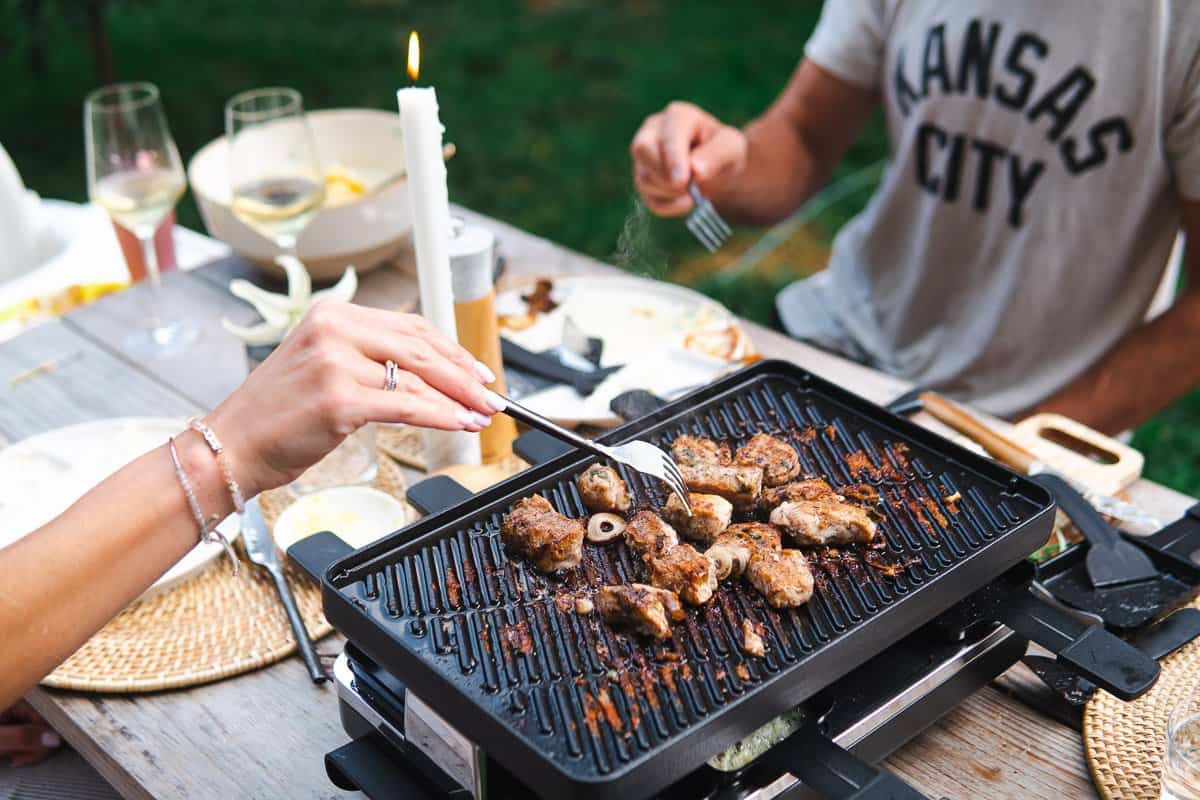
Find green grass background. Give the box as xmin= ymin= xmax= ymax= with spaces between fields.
xmin=1 ymin=0 xmax=1196 ymax=495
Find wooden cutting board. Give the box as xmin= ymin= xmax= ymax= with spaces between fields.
xmin=1008 ymin=413 xmax=1143 ymax=496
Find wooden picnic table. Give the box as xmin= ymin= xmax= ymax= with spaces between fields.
xmin=1 ymin=207 xmax=1194 ymax=800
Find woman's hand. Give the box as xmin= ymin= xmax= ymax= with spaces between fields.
xmin=630 ymin=101 xmax=748 ymax=217
xmin=207 ymin=301 xmax=503 ymax=498
xmin=0 ymin=702 xmax=60 ymax=767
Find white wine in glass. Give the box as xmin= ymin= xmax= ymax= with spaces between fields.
xmin=85 ymin=82 xmax=196 ymax=358
xmin=225 ymin=88 xmax=325 ymax=253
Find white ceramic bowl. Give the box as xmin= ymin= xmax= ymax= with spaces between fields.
xmin=188 ymin=108 xmax=412 ymax=281
xmin=273 ymin=486 xmax=408 ymax=552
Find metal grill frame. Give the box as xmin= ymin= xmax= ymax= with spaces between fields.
xmin=322 ymin=361 xmax=1054 ymax=800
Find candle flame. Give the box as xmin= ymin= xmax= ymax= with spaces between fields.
xmin=407 ymin=31 xmax=420 ymax=82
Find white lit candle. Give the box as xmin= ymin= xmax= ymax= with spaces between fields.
xmin=398 ymin=31 xmax=480 ymax=469
xmin=398 ymin=32 xmax=456 ymax=339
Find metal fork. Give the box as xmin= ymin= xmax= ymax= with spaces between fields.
xmin=685 ymin=181 xmax=733 ymax=252
xmin=496 ymin=394 xmax=692 ymax=514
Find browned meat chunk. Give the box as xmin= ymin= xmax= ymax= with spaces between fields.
xmin=643 ymin=542 xmax=719 ymax=605
xmin=745 ymin=549 xmax=815 ymax=608
xmin=500 ymin=495 xmax=585 ymax=573
xmin=576 ymin=463 xmax=632 ymax=513
xmin=680 ymin=463 xmax=763 ymax=511
xmin=770 ymin=499 xmax=878 ymax=546
xmin=596 ymin=583 xmax=684 ymax=640
xmin=671 ymin=435 xmax=730 ymax=467
xmin=761 ymin=478 xmax=840 ymax=509
xmin=735 ymin=433 xmax=800 ymax=487
xmin=624 ymin=510 xmax=679 ymax=555
xmin=662 ymin=492 xmax=733 ymax=544
xmin=742 ymin=619 xmax=765 ymax=657
xmin=706 ymin=522 xmax=781 ymax=580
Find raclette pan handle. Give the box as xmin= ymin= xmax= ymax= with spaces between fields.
xmin=761 ymin=722 xmax=929 ymax=800
xmin=997 ymin=583 xmax=1160 ymax=701
xmin=326 ymin=732 xmax=468 ymax=799
xmin=288 ymin=531 xmax=354 ymax=584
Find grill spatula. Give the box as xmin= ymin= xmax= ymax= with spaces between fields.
xmin=1033 ymin=473 xmax=1159 ymax=589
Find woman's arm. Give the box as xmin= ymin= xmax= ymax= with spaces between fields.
xmin=0 ymin=301 xmax=501 ymax=709
xmin=1026 ymin=198 xmax=1200 ymax=434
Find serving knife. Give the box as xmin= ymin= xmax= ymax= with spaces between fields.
xmin=241 ymin=497 xmax=326 ymax=683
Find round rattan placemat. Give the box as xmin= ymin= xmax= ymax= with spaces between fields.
xmin=42 ymin=456 xmax=409 ymax=693
xmin=1085 ymin=595 xmax=1200 ymax=800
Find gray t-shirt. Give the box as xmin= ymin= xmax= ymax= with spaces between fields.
xmin=776 ymin=0 xmax=1200 ymax=416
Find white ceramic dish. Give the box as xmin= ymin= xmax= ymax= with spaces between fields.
xmin=273 ymin=486 xmax=408 ymax=552
xmin=497 ymin=275 xmax=749 ymax=427
xmin=0 ymin=418 xmax=239 ymax=601
xmin=187 ymin=108 xmax=412 ymax=281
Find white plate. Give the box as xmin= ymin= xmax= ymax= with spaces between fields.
xmin=273 ymin=486 xmax=409 ymax=552
xmin=497 ymin=275 xmax=747 ymax=427
xmin=0 ymin=417 xmax=239 ymax=601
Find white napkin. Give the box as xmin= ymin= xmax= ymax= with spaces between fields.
xmin=0 ymin=142 xmax=58 ymax=282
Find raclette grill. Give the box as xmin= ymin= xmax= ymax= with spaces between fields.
xmin=295 ymin=361 xmax=1165 ymax=800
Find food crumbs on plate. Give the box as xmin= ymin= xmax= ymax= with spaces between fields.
xmin=735 ymin=664 xmax=752 ymax=681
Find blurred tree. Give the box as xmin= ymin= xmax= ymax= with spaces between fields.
xmin=14 ymin=0 xmax=137 ymax=82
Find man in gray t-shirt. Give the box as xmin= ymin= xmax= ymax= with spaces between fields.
xmin=630 ymin=0 xmax=1200 ymax=432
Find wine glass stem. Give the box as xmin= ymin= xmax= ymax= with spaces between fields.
xmin=138 ymin=229 xmax=165 ymax=331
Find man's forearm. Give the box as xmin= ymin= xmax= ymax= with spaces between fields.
xmin=1027 ymin=291 xmax=1200 ymax=434
xmin=713 ymin=59 xmax=877 ymax=226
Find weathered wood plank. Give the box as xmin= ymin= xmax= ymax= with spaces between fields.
xmin=884 ymin=685 xmax=1097 ymax=799
xmin=0 ymin=319 xmax=197 ymax=441
xmin=26 ymin=634 xmax=349 ymax=800
xmin=61 ymin=269 xmax=258 ymax=412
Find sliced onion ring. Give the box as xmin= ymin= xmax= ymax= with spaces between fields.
xmin=587 ymin=513 xmax=626 ymax=543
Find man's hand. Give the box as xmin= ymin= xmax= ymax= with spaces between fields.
xmin=1 ymin=701 xmax=60 ymax=766
xmin=630 ymin=101 xmax=748 ymax=217
xmin=629 ymin=61 xmax=877 ymax=226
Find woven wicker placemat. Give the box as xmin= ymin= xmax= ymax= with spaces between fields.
xmin=42 ymin=456 xmax=409 ymax=693
xmin=1085 ymin=595 xmax=1200 ymax=799
xmin=377 ymin=423 xmax=426 ymax=470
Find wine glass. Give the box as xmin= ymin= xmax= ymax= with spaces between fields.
xmin=225 ymin=88 xmax=325 ymax=256
xmin=85 ymin=82 xmax=196 ymax=357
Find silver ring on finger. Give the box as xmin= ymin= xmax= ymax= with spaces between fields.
xmin=384 ymin=359 xmax=399 ymax=391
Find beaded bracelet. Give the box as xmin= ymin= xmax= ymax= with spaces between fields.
xmin=168 ymin=436 xmax=239 ymax=575
xmin=187 ymin=418 xmax=246 ymax=515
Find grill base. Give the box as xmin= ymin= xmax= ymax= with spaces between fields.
xmin=331 ymin=615 xmax=1028 ymax=799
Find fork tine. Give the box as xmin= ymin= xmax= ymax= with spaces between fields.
xmin=703 ymin=203 xmax=733 ymax=238
xmin=696 ymin=203 xmax=729 ymax=244
xmin=662 ymin=453 xmax=686 ymax=491
xmin=686 ymin=214 xmax=719 ymax=253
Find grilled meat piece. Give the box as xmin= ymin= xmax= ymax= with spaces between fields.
xmin=680 ymin=463 xmax=763 ymax=511
xmin=742 ymin=619 xmax=765 ymax=657
xmin=735 ymin=433 xmax=800 ymax=487
xmin=576 ymin=463 xmax=632 ymax=513
xmin=770 ymin=499 xmax=878 ymax=546
xmin=596 ymin=583 xmax=684 ymax=640
xmin=643 ymin=542 xmax=719 ymax=605
xmin=662 ymin=492 xmax=733 ymax=544
xmin=761 ymin=478 xmax=840 ymax=509
xmin=624 ymin=510 xmax=679 ymax=555
xmin=671 ymin=435 xmax=731 ymax=467
xmin=706 ymin=522 xmax=782 ymax=580
xmin=745 ymin=549 xmax=815 ymax=608
xmin=500 ymin=495 xmax=586 ymax=573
